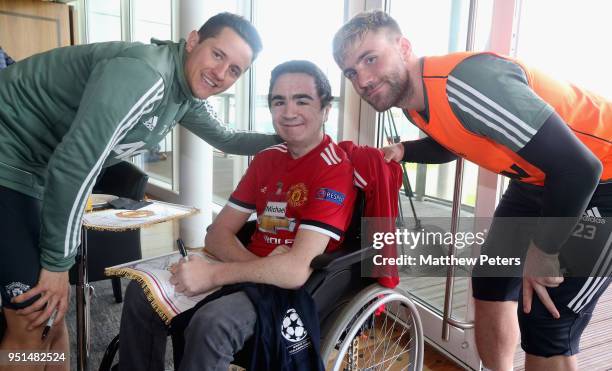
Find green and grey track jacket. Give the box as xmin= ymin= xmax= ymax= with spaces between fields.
xmin=0 ymin=40 xmax=280 ymax=272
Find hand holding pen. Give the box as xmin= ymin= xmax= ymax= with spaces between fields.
xmin=177 ymin=238 xmax=188 ymax=261
xmin=41 ymin=308 xmax=58 ymax=341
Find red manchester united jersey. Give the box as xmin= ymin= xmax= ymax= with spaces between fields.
xmin=228 ymin=135 xmax=356 ymax=257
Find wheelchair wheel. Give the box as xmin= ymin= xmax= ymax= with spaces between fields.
xmin=320 ymin=284 xmax=423 ymax=371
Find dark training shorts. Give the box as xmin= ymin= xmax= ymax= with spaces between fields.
xmin=472 ymin=180 xmax=612 ymax=357
xmin=0 ymin=185 xmax=42 ymax=309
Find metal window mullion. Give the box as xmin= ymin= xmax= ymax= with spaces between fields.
xmin=246 ymin=0 xmax=256 ymax=134
xmin=82 ymin=0 xmax=91 ymax=43
xmin=171 ymin=0 xmax=179 ymax=42
xmin=120 ymin=0 xmax=132 ymax=42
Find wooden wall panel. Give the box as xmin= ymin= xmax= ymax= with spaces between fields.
xmin=0 ymin=0 xmax=71 ymax=61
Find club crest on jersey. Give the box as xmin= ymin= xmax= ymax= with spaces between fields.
xmin=315 ymin=188 xmax=346 ymax=205
xmin=287 ymin=183 xmax=308 ymax=208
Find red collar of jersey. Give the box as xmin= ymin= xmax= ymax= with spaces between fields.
xmin=284 ymin=134 xmax=334 ymax=169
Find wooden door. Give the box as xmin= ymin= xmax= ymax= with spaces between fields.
xmin=0 ymin=0 xmax=72 ymax=61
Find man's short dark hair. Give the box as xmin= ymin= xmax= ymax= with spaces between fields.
xmin=268 ymin=60 xmax=333 ymax=109
xmin=197 ymin=12 xmax=263 ymax=61
xmin=333 ymin=10 xmax=402 ymax=65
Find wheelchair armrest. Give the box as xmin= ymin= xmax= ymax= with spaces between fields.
xmin=310 ymin=245 xmax=376 ymax=272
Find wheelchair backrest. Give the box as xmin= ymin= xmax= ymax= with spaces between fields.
xmin=340 ymin=190 xmax=365 ymax=248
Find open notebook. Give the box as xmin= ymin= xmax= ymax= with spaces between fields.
xmin=105 ymin=250 xmax=218 ymax=324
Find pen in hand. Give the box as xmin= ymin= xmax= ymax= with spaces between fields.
xmin=41 ymin=309 xmax=58 ymax=341
xmin=176 ymin=238 xmax=188 ymax=261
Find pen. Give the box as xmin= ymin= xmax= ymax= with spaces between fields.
xmin=176 ymin=238 xmax=188 ymax=260
xmin=41 ymin=309 xmax=58 ymax=341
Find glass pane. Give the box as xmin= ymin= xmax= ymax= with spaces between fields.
xmin=387 ymin=0 xmax=488 ymax=318
xmin=212 ymin=0 xmax=345 ymax=205
xmin=142 ymin=133 xmax=173 ymax=185
xmin=87 ymin=0 xmax=121 ymax=43
xmin=387 ymin=0 xmax=472 ymax=208
xmin=251 ymin=0 xmax=344 ymax=141
xmin=132 ymin=0 xmax=174 ymax=188
xmin=210 ymin=91 xmax=245 ymax=203
xmin=516 ymin=0 xmax=612 ymax=99
xmin=132 ymin=0 xmax=172 ymax=43
xmin=198 ymin=1 xmax=247 ymax=204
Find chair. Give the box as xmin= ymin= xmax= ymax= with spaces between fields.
xmin=100 ymin=193 xmax=424 ymax=371
xmin=69 ymin=161 xmax=149 ymax=303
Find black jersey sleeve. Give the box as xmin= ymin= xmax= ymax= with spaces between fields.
xmin=401 ymin=137 xmax=458 ymax=164
xmin=518 ymin=112 xmax=602 ymax=254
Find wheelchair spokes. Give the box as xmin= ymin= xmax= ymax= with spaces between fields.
xmin=321 ymin=285 xmax=424 ymax=371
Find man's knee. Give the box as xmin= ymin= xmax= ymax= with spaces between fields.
xmin=475 ymin=299 xmax=519 ymax=331
xmin=1 ymin=307 xmax=46 ymax=347
xmin=474 ymin=300 xmax=519 ymax=369
xmin=123 ymin=281 xmax=151 ymax=314
xmin=185 ymin=292 xmax=256 ymax=348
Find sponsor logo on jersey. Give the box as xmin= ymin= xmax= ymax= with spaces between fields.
xmin=582 ymin=207 xmax=606 ymax=224
xmin=264 ymin=201 xmax=287 ymax=217
xmin=287 ymin=183 xmax=308 ymax=208
xmin=263 ymin=235 xmax=294 ymax=245
xmin=315 ymin=188 xmax=346 ymax=205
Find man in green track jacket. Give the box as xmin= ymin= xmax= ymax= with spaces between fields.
xmin=0 ymin=12 xmax=279 ymax=362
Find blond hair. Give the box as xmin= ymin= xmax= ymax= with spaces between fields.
xmin=332 ymin=10 xmax=402 ymax=65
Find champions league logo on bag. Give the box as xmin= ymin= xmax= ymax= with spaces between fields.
xmin=281 ymin=308 xmax=307 ymax=342
xmin=281 ymin=308 xmax=312 ymax=355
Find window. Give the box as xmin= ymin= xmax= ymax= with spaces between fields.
xmin=251 ymin=0 xmax=344 ymax=140
xmin=200 ymin=0 xmax=246 ymax=204
xmin=132 ymin=0 xmax=172 ymax=43
xmin=387 ymin=0 xmax=479 ymax=210
xmin=86 ymin=0 xmax=121 ymax=43
xmin=210 ymin=0 xmax=345 ymax=204
xmin=516 ymin=0 xmax=612 ymax=99
xmin=384 ymin=0 xmax=498 ymax=323
xmin=86 ymin=0 xmax=176 ymax=189
xmin=131 ymin=0 xmax=174 ymax=188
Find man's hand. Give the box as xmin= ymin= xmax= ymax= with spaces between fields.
xmin=170 ymin=255 xmax=218 ymax=296
xmin=13 ymin=269 xmax=70 ymax=330
xmin=522 ymin=243 xmax=564 ymax=319
xmin=382 ymin=143 xmax=404 ymax=163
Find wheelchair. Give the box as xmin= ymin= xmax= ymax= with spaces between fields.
xmin=100 ymin=194 xmax=424 ymax=371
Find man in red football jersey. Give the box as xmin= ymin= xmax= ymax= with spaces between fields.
xmin=118 ymin=60 xmax=356 ymax=370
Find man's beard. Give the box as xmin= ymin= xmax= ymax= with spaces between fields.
xmin=364 ymin=70 xmax=412 ymax=112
